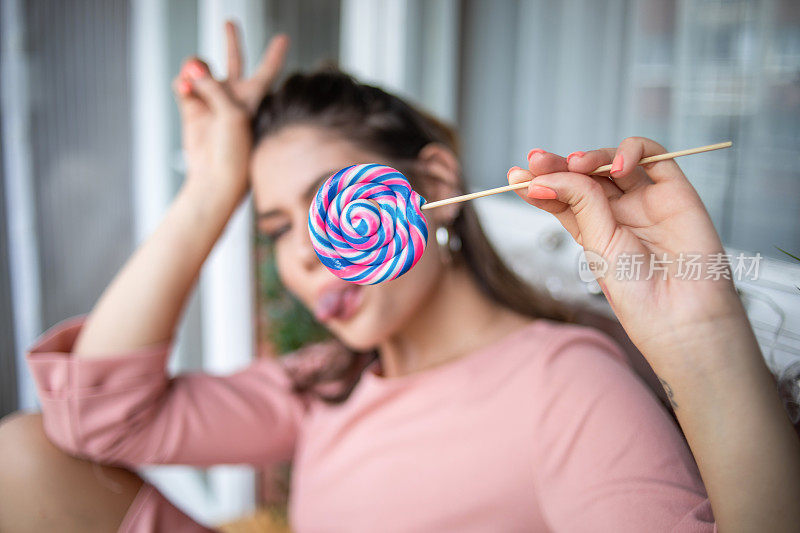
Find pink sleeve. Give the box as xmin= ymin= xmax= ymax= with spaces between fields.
xmin=531 ymin=325 xmax=717 ymax=532
xmin=25 ymin=314 xmax=307 ymax=468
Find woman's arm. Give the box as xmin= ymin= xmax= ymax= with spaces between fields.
xmin=74 ymin=23 xmax=287 ymax=357
xmin=23 ymin=23 xmax=304 ymax=468
xmin=71 ymin=176 xmax=240 ymax=357
xmin=508 ymin=137 xmax=800 ymax=532
xmin=650 ymin=311 xmax=800 ymax=532
xmin=27 ymin=315 xmax=306 ymax=467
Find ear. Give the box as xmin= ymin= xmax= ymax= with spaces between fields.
xmin=416 ymin=142 xmax=462 ymax=225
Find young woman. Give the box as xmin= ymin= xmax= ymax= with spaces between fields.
xmin=1 ymin=22 xmax=799 ymax=532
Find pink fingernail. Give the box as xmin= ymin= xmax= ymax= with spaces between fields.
xmin=178 ymin=79 xmax=192 ymax=96
xmin=527 ymin=184 xmax=558 ymax=200
xmin=610 ymin=153 xmax=624 ymax=174
xmin=186 ymin=62 xmax=207 ymax=80
xmin=527 ymin=149 xmax=545 ymax=162
xmin=507 ymin=166 xmax=522 ymax=178
xmin=566 ymin=151 xmax=585 ymax=164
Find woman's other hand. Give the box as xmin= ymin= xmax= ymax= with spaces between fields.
xmin=510 ymin=137 xmax=800 ymax=530
xmin=508 ymin=137 xmax=744 ymax=370
xmin=173 ymin=21 xmax=289 ymax=209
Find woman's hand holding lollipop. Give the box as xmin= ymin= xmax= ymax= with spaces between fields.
xmin=508 ymin=137 xmax=800 ymax=532
xmin=509 ymin=137 xmax=740 ymax=366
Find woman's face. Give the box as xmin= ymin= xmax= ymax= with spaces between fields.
xmin=250 ymin=125 xmax=448 ymax=351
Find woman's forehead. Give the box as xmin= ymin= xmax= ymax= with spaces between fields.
xmin=251 ymin=126 xmax=382 ymax=207
xmin=251 ymin=125 xmax=371 ymax=210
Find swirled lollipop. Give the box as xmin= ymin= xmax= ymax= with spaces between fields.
xmin=308 ymin=164 xmax=428 ymax=285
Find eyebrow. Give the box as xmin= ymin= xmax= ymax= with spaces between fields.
xmin=257 ymin=170 xmax=337 ymax=220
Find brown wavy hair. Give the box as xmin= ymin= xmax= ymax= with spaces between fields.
xmin=252 ymin=66 xmax=576 ymax=402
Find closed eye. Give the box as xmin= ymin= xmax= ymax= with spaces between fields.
xmin=259 ymin=224 xmax=290 ymax=242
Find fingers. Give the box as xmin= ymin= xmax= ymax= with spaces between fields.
xmin=527 ymin=149 xmax=567 ymax=176
xmin=251 ymin=34 xmax=290 ymax=92
xmin=524 ymin=149 xmax=624 ymax=200
xmin=508 ymin=166 xmax=581 ymax=242
xmin=519 ymin=149 xmax=570 ymax=203
xmin=173 ymin=59 xmax=207 ymax=119
xmin=566 ymin=148 xmax=651 ymax=193
xmin=526 ymin=171 xmax=619 ymax=257
xmin=181 ymin=59 xmax=241 ymax=115
xmin=612 ymin=136 xmax=687 ymax=184
xmin=508 ymin=166 xmax=563 ymax=209
xmin=566 ymin=148 xmax=615 ymax=175
xmin=225 ymin=20 xmax=243 ymax=80
xmin=512 ymin=149 xmax=622 ymax=245
xmin=173 ymin=75 xmax=191 ymax=98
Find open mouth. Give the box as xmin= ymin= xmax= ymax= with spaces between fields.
xmin=313 ymin=284 xmax=365 ymax=322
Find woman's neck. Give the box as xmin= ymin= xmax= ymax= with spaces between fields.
xmin=376 ymin=265 xmax=533 ymax=378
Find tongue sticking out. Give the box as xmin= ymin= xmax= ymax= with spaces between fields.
xmin=314 ymin=291 xmax=343 ymax=322
xmin=342 ymin=287 xmax=360 ymax=312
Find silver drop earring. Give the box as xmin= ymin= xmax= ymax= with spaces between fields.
xmin=435 ymin=224 xmax=461 ymax=265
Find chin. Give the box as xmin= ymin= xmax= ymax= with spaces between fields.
xmin=330 ymin=326 xmax=379 ymax=352
xmin=327 ymin=305 xmax=398 ymax=352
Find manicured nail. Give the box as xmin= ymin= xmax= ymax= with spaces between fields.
xmin=527 ymin=184 xmax=558 ymax=200
xmin=178 ymin=79 xmax=192 ymax=96
xmin=610 ymin=153 xmax=624 ymax=175
xmin=507 ymin=166 xmax=522 ymax=178
xmin=186 ymin=61 xmax=207 ymax=80
xmin=566 ymin=151 xmax=585 ymax=164
xmin=527 ymin=149 xmax=545 ymax=162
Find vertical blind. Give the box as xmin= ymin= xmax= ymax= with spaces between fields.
xmin=25 ymin=0 xmax=134 ymax=326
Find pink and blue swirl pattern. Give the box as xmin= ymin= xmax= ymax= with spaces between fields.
xmin=308 ymin=164 xmax=428 ymax=285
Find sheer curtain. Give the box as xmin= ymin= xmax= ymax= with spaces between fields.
xmin=626 ymin=0 xmax=800 ymax=256
xmin=460 ymin=0 xmax=799 ymax=256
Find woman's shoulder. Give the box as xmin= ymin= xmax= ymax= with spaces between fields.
xmin=513 ymin=317 xmax=631 ymax=368
xmin=506 ymin=318 xmax=680 ymax=445
xmin=491 ymin=317 xmax=641 ymax=399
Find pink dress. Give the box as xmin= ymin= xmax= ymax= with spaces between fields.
xmin=26 ymin=314 xmax=716 ymax=532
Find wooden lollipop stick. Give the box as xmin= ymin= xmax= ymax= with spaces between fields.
xmin=421 ymin=141 xmax=732 ymax=210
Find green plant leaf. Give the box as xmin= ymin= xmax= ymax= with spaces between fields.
xmin=775 ymin=245 xmax=800 ymax=263
xmin=257 ymin=241 xmax=330 ymax=354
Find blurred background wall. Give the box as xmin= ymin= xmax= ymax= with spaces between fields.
xmin=1 ymin=0 xmax=799 ymax=526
